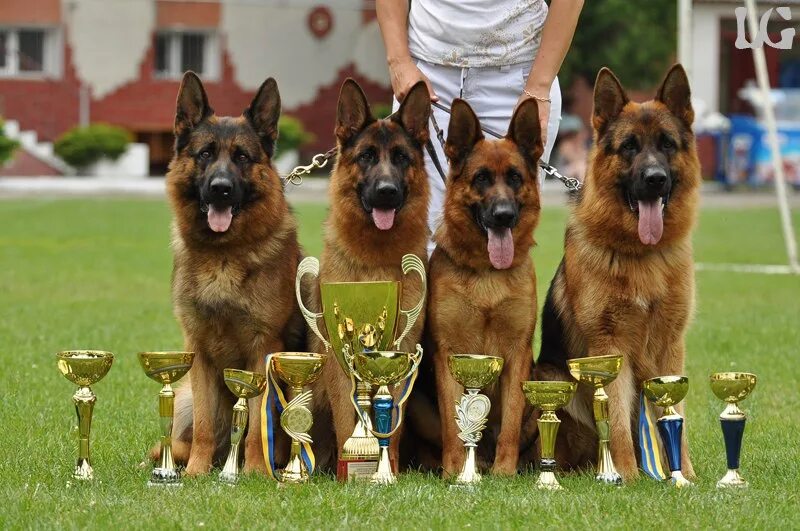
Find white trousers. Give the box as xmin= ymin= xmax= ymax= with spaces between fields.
xmin=393 ymin=58 xmax=562 ymax=254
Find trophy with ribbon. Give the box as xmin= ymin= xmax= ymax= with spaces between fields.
xmin=295 ymin=254 xmax=426 ymax=481
xmin=710 ymin=372 xmax=757 ymax=488
xmin=343 ymin=346 xmax=423 ymax=485
xmin=262 ymin=352 xmax=327 ymax=484
xmin=643 ymin=375 xmax=692 ymax=487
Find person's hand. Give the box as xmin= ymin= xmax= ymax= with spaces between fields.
xmin=516 ymin=91 xmax=550 ymax=148
xmin=388 ymin=57 xmax=438 ymax=102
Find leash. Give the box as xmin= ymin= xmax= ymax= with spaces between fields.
xmin=281 ymin=102 xmax=583 ymax=193
xmin=429 ymin=101 xmax=583 ymax=192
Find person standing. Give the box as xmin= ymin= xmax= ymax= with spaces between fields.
xmin=377 ymin=0 xmax=583 ymax=252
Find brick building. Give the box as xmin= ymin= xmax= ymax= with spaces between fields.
xmin=0 ymin=0 xmax=392 ymax=174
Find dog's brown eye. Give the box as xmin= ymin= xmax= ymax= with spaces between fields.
xmin=474 ymin=171 xmax=491 ymax=186
xmin=507 ymin=170 xmax=522 ymax=187
xmin=660 ymin=137 xmax=676 ymax=151
xmin=358 ymin=151 xmax=375 ymax=165
xmin=237 ymin=153 xmax=249 ymax=163
xmin=393 ymin=152 xmax=409 ymax=165
xmin=620 ymin=139 xmax=638 ymax=154
xmin=200 ymin=150 xmax=212 ymax=160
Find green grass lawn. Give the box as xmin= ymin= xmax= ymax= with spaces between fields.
xmin=1 ymin=198 xmax=799 ymax=529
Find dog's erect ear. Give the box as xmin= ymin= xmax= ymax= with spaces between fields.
xmin=656 ymin=64 xmax=694 ymax=127
xmin=592 ymin=67 xmax=629 ymax=136
xmin=245 ymin=77 xmax=281 ymax=157
xmin=507 ymin=98 xmax=543 ymax=168
xmin=175 ymin=71 xmax=212 ymax=138
xmin=392 ymin=81 xmax=431 ymax=146
xmin=336 ymin=79 xmax=375 ymax=144
xmin=445 ymin=98 xmax=483 ymax=176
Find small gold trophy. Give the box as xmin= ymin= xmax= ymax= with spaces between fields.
xmin=345 ymin=347 xmax=422 ymax=485
xmin=568 ymin=354 xmax=623 ymax=485
xmin=521 ymin=381 xmax=577 ymax=490
xmin=270 ymin=352 xmax=326 ymax=484
xmin=218 ymin=369 xmax=267 ymax=485
xmin=447 ymin=354 xmax=504 ymax=486
xmin=138 ymin=351 xmax=194 ymax=487
xmin=296 ymin=254 xmax=426 ymax=481
xmin=710 ymin=372 xmax=757 ymax=488
xmin=56 ymin=350 xmax=114 ymax=480
xmin=643 ymin=375 xmax=692 ymax=487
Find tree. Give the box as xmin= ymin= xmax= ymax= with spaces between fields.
xmin=561 ymin=0 xmax=677 ymax=91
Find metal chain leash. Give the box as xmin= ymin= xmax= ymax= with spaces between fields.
xmin=280 ymin=147 xmax=338 ymax=187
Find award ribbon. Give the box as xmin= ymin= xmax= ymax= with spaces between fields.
xmin=638 ymin=393 xmax=667 ymax=480
xmin=261 ymin=353 xmax=315 ymax=480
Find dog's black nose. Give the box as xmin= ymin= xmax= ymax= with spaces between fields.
xmin=209 ymin=177 xmax=233 ymax=198
xmin=643 ymin=167 xmax=667 ymax=189
xmin=375 ymin=180 xmax=400 ymax=201
xmin=490 ymin=203 xmax=517 ymax=227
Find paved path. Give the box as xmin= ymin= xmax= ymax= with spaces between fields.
xmin=1 ymin=177 xmax=798 ymax=208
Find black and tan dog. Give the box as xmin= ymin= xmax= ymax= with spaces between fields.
xmin=157 ymin=72 xmax=303 ymax=475
xmin=535 ymin=65 xmax=700 ymax=481
xmin=308 ymin=79 xmax=431 ymax=471
xmin=427 ymin=98 xmax=543 ymax=476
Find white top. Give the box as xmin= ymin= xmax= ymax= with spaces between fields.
xmin=407 ymin=0 xmax=548 ymax=67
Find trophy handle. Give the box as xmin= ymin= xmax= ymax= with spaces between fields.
xmin=295 ymin=257 xmax=330 ymax=351
xmin=394 ymin=254 xmax=426 ymax=350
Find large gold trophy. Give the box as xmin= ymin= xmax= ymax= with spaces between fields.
xmin=447 ymin=354 xmax=504 ymax=487
xmin=568 ymin=354 xmax=624 ymax=485
xmin=521 ymin=381 xmax=577 ymax=490
xmin=710 ymin=372 xmax=757 ymax=488
xmin=296 ymin=254 xmax=425 ymax=481
xmin=56 ymin=350 xmax=114 ymax=480
xmin=138 ymin=351 xmax=194 ymax=487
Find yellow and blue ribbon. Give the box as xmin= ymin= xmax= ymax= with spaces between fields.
xmin=261 ymin=353 xmax=315 ymax=481
xmin=639 ymin=392 xmax=667 ymax=480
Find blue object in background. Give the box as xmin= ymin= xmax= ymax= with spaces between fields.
xmin=727 ymin=114 xmax=800 ymax=187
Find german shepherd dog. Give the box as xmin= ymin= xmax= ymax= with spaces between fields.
xmin=428 ymin=98 xmax=543 ymax=476
xmin=309 ymin=79 xmax=431 ymax=470
xmin=160 ymin=72 xmax=303 ymax=475
xmin=535 ymin=65 xmax=700 ymax=481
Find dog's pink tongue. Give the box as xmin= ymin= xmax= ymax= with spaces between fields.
xmin=488 ymin=228 xmax=514 ymax=269
xmin=637 ymin=200 xmax=663 ymax=245
xmin=371 ymin=209 xmax=396 ymax=231
xmin=207 ymin=205 xmax=233 ymax=233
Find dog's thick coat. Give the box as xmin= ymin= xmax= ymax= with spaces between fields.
xmin=161 ymin=72 xmax=303 ymax=475
xmin=308 ymin=80 xmax=432 ymax=470
xmin=535 ymin=65 xmax=701 ymax=481
xmin=428 ymin=98 xmax=543 ymax=476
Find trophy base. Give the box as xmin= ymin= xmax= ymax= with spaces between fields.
xmin=148 ymin=467 xmax=182 ymax=487
xmin=595 ymin=471 xmax=623 ymax=486
xmin=535 ymin=471 xmax=563 ymax=491
xmin=337 ymin=459 xmax=380 ymax=482
xmin=717 ymin=469 xmax=748 ymax=488
xmin=217 ymin=471 xmax=239 ymax=485
xmin=73 ymin=459 xmax=94 ymax=481
xmin=670 ymin=470 xmax=693 ymax=488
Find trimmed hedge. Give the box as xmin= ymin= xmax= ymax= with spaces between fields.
xmin=0 ymin=118 xmax=20 ymax=164
xmin=276 ymin=116 xmax=314 ymax=158
xmin=54 ymin=124 xmax=131 ymax=169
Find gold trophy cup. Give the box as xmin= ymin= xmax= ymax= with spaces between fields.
xmin=447 ymin=354 xmax=504 ymax=486
xmin=710 ymin=372 xmax=757 ymax=488
xmin=218 ymin=369 xmax=267 ymax=484
xmin=270 ymin=352 xmax=326 ymax=484
xmin=521 ymin=381 xmax=577 ymax=490
xmin=568 ymin=354 xmax=624 ymax=485
xmin=56 ymin=350 xmax=114 ymax=480
xmin=346 ymin=347 xmax=423 ymax=485
xmin=138 ymin=351 xmax=194 ymax=487
xmin=296 ymin=254 xmax=426 ymax=481
xmin=643 ymin=375 xmax=692 ymax=487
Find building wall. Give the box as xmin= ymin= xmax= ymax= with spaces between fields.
xmin=0 ymin=0 xmax=392 ymax=170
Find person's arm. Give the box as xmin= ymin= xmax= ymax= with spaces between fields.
xmin=376 ymin=0 xmax=438 ymax=102
xmin=520 ymin=0 xmax=584 ymax=140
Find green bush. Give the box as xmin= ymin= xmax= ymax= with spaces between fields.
xmin=276 ymin=116 xmax=314 ymax=158
xmin=0 ymin=118 xmax=20 ymax=164
xmin=54 ymin=124 xmax=131 ymax=169
xmin=372 ymin=103 xmax=393 ymax=120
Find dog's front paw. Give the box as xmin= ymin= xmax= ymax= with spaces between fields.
xmin=242 ymin=458 xmax=267 ymax=475
xmin=184 ymin=458 xmax=212 ymax=477
xmin=616 ymin=459 xmax=640 ymax=482
xmin=490 ymin=461 xmax=517 ymax=476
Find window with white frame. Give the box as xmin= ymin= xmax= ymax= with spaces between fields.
xmin=154 ymin=31 xmax=219 ymax=79
xmin=0 ymin=27 xmax=60 ymax=77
